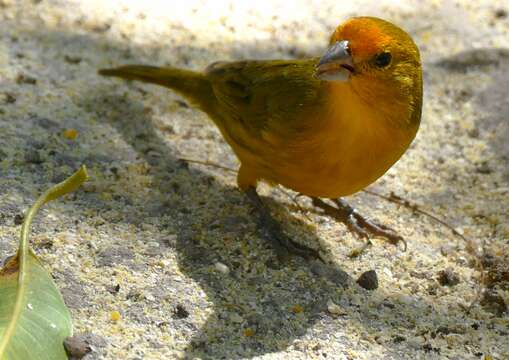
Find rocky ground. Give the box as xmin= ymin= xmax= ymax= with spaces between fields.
xmin=0 ymin=0 xmax=508 ymax=359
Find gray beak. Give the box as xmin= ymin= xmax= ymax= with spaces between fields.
xmin=315 ymin=40 xmax=354 ymax=81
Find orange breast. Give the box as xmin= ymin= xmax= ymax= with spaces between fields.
xmin=234 ymin=81 xmax=417 ymax=198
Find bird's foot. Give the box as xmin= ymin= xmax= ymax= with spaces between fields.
xmin=246 ymin=187 xmax=320 ymax=261
xmin=311 ymin=197 xmax=406 ymax=257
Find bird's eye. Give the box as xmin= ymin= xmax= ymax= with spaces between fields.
xmin=374 ymin=52 xmax=392 ymax=68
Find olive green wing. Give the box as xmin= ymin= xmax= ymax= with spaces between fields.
xmin=204 ymin=59 xmax=326 ymax=140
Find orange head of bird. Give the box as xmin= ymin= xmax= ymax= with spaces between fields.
xmin=315 ymin=17 xmax=422 ymax=126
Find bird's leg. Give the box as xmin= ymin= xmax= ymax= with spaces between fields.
xmin=245 ymin=187 xmax=320 ymax=261
xmin=311 ymin=197 xmax=406 ymax=257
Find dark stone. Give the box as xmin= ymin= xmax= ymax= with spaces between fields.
xmin=495 ymin=9 xmax=507 ymax=18
xmin=437 ymin=268 xmax=460 ymax=286
xmin=64 ymin=336 xmax=91 ymax=359
xmin=64 ymin=333 xmax=107 ymax=359
xmin=356 ymin=270 xmax=378 ymax=290
xmin=13 ymin=213 xmax=24 ymax=225
xmin=173 ymin=304 xmax=190 ymax=319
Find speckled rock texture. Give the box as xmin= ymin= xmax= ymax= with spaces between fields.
xmin=0 ymin=1 xmax=508 ymax=359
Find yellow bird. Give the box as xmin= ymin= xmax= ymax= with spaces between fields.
xmin=99 ymin=17 xmax=422 ymax=259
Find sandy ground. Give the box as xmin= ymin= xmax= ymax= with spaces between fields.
xmin=0 ymin=0 xmax=508 ymax=359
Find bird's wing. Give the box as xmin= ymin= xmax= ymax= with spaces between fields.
xmin=204 ymin=59 xmax=326 ymax=141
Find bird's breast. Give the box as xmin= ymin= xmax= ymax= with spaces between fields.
xmin=258 ymin=83 xmax=418 ymax=197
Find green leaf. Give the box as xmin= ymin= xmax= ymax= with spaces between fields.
xmin=0 ymin=166 xmax=88 ymax=360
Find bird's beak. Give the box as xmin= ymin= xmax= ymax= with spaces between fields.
xmin=315 ymin=40 xmax=354 ymax=81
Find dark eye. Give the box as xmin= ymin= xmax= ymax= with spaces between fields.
xmin=375 ymin=52 xmax=392 ymax=68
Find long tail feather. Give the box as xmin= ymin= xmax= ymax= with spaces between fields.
xmin=98 ymin=65 xmax=213 ymax=108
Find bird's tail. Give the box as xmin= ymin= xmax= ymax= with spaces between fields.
xmin=98 ymin=65 xmax=214 ymax=109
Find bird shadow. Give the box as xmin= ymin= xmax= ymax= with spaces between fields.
xmin=78 ymin=84 xmax=356 ymax=358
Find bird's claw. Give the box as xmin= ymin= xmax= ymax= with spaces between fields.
xmin=348 ymin=210 xmax=406 ymax=250
xmin=313 ymin=197 xmax=407 ymax=256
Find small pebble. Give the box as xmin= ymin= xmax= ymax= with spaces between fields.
xmin=64 ymin=336 xmax=92 ymax=359
xmin=494 ymin=8 xmax=507 ymax=18
xmin=229 ymin=312 xmax=243 ymax=323
xmin=357 ymin=270 xmax=379 ymax=290
xmin=326 ymin=299 xmax=345 ymax=315
xmin=64 ymin=333 xmax=106 ymax=359
xmin=437 ymin=268 xmax=460 ymax=286
xmin=214 ymin=261 xmax=230 ymax=274
xmin=13 ymin=213 xmax=24 ymax=225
